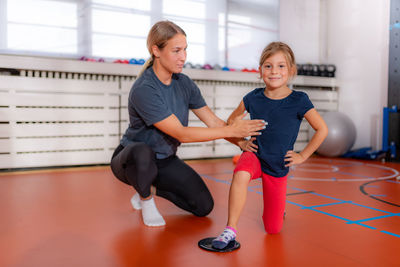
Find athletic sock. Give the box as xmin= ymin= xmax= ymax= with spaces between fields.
xmin=140 ymin=197 xmax=166 ymax=227
xmin=130 ymin=193 xmax=141 ymax=210
xmin=212 ymin=226 xmax=237 ymax=249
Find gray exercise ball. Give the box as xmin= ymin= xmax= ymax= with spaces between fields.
xmin=316 ymin=111 xmax=356 ymax=157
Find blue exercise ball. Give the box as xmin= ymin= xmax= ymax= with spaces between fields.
xmin=316 ymin=111 xmax=356 ymax=157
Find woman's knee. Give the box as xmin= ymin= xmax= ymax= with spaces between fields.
xmin=192 ymin=192 xmax=214 ymax=217
xmin=128 ymin=142 xmax=154 ymax=164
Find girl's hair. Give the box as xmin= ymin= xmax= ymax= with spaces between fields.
xmin=259 ymin=42 xmax=297 ymax=78
xmin=138 ymin=20 xmax=186 ymax=77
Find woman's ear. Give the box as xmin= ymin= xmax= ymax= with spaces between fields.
xmin=152 ymin=45 xmax=161 ymax=58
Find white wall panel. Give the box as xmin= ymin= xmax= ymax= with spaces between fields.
xmin=0 ymin=151 xmax=109 ymax=169
xmin=177 ymin=142 xmax=214 ymax=159
xmin=214 ymin=139 xmax=241 ymax=157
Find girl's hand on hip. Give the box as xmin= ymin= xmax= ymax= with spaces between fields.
xmin=284 ymin=150 xmax=305 ymax=167
xmin=238 ymin=137 xmax=258 ymax=152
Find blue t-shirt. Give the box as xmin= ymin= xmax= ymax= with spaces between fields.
xmin=120 ymin=66 xmax=206 ymax=159
xmin=243 ymin=88 xmax=314 ymax=177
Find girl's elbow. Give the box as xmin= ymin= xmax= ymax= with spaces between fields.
xmin=321 ymin=125 xmax=329 ymax=139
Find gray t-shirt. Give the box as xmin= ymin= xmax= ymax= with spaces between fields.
xmin=120 ymin=66 xmax=206 ymax=159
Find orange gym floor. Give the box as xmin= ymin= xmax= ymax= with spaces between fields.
xmin=1 ymin=157 xmax=400 ymax=267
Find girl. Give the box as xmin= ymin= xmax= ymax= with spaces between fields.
xmin=110 ymin=21 xmax=265 ymax=227
xmin=212 ymin=42 xmax=328 ymax=249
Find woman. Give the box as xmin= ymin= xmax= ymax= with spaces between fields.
xmin=111 ymin=20 xmax=265 ymax=227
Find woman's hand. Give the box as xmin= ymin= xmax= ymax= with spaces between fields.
xmin=284 ymin=150 xmax=306 ymax=167
xmin=238 ymin=137 xmax=258 ymax=152
xmin=229 ymin=112 xmax=266 ymax=138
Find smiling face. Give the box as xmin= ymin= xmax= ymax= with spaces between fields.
xmin=259 ymin=51 xmax=293 ymax=91
xmin=152 ymin=33 xmax=187 ymax=74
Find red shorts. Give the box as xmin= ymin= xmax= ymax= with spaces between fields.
xmin=234 ymin=151 xmax=287 ymax=234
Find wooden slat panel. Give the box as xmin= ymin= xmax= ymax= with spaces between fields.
xmin=313 ymin=101 xmax=338 ymax=111
xmin=300 ymin=121 xmax=310 ymax=131
xmin=0 ymin=93 xmax=118 ymax=107
xmin=214 ymin=109 xmax=251 ymax=121
xmin=177 ymin=142 xmax=214 ymax=159
xmin=2 ymin=137 xmax=117 ymax=152
xmin=2 ymin=109 xmax=117 ymax=121
xmin=120 ymin=107 xmax=129 ymax=120
xmin=0 ymin=151 xmax=112 ymax=169
xmin=121 ymin=80 xmax=134 ymax=92
xmin=214 ymin=139 xmax=241 ymax=157
xmin=294 ymin=141 xmax=307 ymax=152
xmin=215 ymin=85 xmax=250 ymax=97
xmin=202 ymin=95 xmax=213 ymax=108
xmin=0 ymin=124 xmax=11 ymax=137
xmin=4 ymin=123 xmax=117 ymax=137
xmin=215 ymin=95 xmax=242 ymax=109
xmin=296 ymin=131 xmax=309 ymax=142
xmin=198 ymin=84 xmax=214 ymax=97
xmin=302 ymin=89 xmax=338 ymax=101
xmin=0 ymin=76 xmax=118 ymax=93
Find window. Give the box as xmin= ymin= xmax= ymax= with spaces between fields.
xmin=6 ymin=0 xmax=78 ymax=55
xmin=227 ymin=0 xmax=279 ymax=69
xmin=0 ymin=0 xmax=279 ymax=69
xmin=91 ymin=6 xmax=150 ymax=58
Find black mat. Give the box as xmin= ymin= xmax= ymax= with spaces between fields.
xmin=198 ymin=237 xmax=240 ymax=252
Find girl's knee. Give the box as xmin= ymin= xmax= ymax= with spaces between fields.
xmin=262 ymin=214 xmax=283 ymax=234
xmin=263 ymin=224 xmax=283 ymax=234
xmin=232 ymin=171 xmax=252 ymax=185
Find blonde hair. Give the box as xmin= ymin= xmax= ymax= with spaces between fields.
xmin=259 ymin=42 xmax=297 ymax=78
xmin=137 ymin=20 xmax=186 ymax=77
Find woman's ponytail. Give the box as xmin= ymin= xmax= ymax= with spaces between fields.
xmin=137 ymin=57 xmax=154 ymax=78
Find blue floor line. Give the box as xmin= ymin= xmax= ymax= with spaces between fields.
xmin=288 ymin=187 xmax=309 ymax=192
xmin=201 ymin=174 xmax=231 ymax=185
xmin=306 ymin=201 xmax=349 ymax=209
xmin=381 ymin=231 xmax=400 ymax=238
xmin=310 ymin=192 xmax=346 ymax=202
xmin=351 ymin=222 xmax=377 ymax=230
xmin=350 ymin=202 xmax=395 ymax=214
xmin=348 ymin=214 xmax=397 ymax=224
xmin=286 ymin=200 xmax=305 ymax=208
xmin=307 ymin=208 xmax=351 ymax=222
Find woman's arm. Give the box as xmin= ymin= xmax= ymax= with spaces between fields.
xmin=191 ymin=105 xmax=258 ymax=150
xmin=284 ymin=108 xmax=328 ymax=166
xmin=191 ymin=106 xmax=226 ymax=128
xmin=153 ymin=109 xmax=265 ymax=143
xmin=191 ymin=101 xmax=260 ymax=152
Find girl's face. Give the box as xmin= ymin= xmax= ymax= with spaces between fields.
xmin=153 ymin=33 xmax=187 ymax=74
xmin=259 ymin=51 xmax=292 ymax=90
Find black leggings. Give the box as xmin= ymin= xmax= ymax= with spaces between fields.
xmin=111 ymin=143 xmax=214 ymax=217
